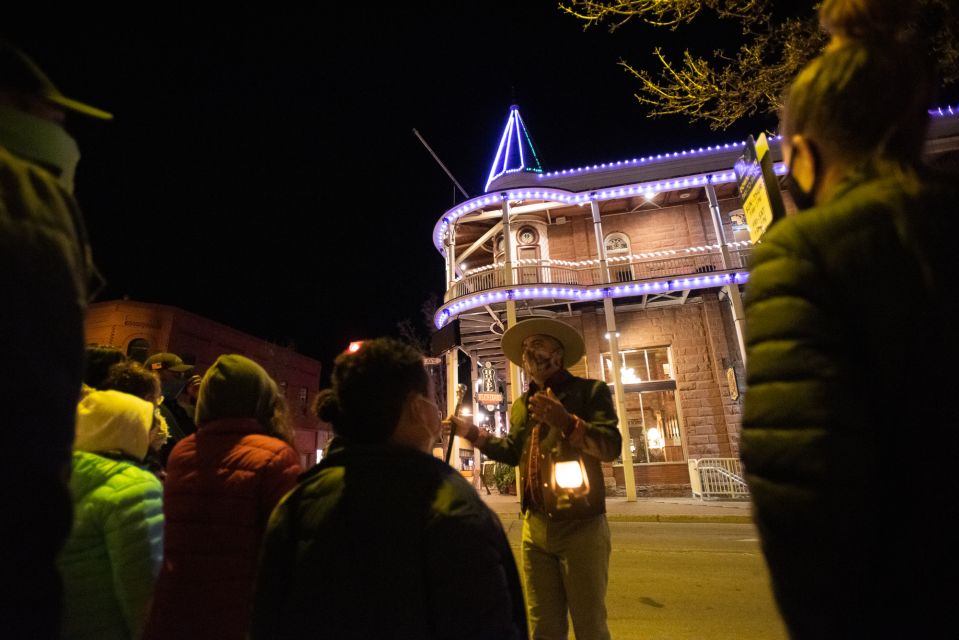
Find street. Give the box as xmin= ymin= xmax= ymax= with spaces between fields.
xmin=498 ymin=519 xmax=789 ymax=640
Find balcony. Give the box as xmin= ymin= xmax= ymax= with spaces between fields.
xmin=444 ymin=243 xmax=751 ymax=303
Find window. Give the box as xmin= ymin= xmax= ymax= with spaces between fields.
xmin=604 ymin=232 xmax=633 ymax=282
xmin=298 ymin=387 xmax=309 ymax=415
xmin=126 ymin=338 xmax=150 ymax=363
xmin=602 ymin=347 xmax=684 ymax=464
xmin=601 ymin=347 xmax=672 ymax=384
xmin=516 ymin=226 xmax=538 ymax=245
xmin=623 ymin=389 xmax=683 ymax=464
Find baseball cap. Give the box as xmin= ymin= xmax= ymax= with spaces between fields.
xmin=144 ymin=352 xmax=195 ymax=374
xmin=0 ymin=39 xmax=113 ymax=120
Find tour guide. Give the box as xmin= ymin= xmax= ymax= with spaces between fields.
xmin=446 ymin=316 xmax=622 ymax=639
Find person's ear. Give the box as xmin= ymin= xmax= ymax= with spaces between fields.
xmin=788 ymin=134 xmax=818 ymax=194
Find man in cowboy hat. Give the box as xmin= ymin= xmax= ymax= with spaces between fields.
xmin=446 ymin=316 xmax=621 ymax=639
xmin=0 ymin=39 xmax=111 ymax=638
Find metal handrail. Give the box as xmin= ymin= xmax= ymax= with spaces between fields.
xmin=689 ymin=457 xmax=750 ymax=500
xmin=446 ymin=246 xmax=751 ymax=302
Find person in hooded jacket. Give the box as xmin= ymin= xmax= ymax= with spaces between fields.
xmin=144 ymin=354 xmax=300 ymax=640
xmin=58 ymin=389 xmax=164 ymax=640
xmin=251 ymin=338 xmax=526 ymax=640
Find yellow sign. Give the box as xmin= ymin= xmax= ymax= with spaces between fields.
xmin=755 ymin=132 xmax=769 ymax=160
xmin=735 ymin=134 xmax=782 ymax=243
xmin=743 ymin=180 xmax=774 ymax=243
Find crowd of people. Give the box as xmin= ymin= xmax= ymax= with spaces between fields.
xmin=3 ymin=0 xmax=958 ymax=637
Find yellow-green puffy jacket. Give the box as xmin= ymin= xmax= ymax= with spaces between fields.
xmin=58 ymin=451 xmax=163 ymax=640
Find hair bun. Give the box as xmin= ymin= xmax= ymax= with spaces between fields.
xmin=819 ymin=0 xmax=919 ymax=41
xmin=314 ymin=388 xmax=340 ymax=423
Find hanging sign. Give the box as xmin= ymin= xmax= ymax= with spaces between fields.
xmin=477 ymin=392 xmax=503 ymax=404
xmin=734 ymin=133 xmax=786 ymax=242
xmin=481 ymin=362 xmax=497 ymax=392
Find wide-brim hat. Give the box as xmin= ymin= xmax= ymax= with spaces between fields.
xmin=0 ymin=40 xmax=113 ymax=120
xmin=501 ymin=317 xmax=585 ymax=368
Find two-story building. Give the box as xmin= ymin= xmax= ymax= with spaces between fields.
xmin=436 ymin=104 xmax=959 ymax=497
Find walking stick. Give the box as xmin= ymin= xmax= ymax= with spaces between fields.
xmin=444 ymin=384 xmax=467 ymax=465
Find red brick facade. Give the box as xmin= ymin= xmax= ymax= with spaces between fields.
xmin=85 ymin=300 xmax=332 ymax=469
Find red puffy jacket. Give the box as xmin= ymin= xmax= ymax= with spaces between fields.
xmin=144 ymin=418 xmax=301 ymax=639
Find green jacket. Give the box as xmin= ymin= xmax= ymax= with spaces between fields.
xmin=58 ymin=451 xmax=164 ymax=640
xmin=742 ymin=167 xmax=959 ymax=638
xmin=480 ymin=370 xmax=621 ymax=520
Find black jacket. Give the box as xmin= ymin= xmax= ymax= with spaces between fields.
xmin=252 ymin=440 xmax=527 ymax=640
xmin=742 ymin=167 xmax=959 ymax=638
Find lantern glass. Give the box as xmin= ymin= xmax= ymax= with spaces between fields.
xmin=554 ymin=460 xmax=585 ymax=489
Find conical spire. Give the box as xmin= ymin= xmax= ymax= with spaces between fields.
xmin=485 ymin=104 xmax=543 ymax=191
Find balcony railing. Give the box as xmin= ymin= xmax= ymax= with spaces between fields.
xmin=446 ymin=245 xmax=751 ymax=302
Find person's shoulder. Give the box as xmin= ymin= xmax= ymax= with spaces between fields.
xmin=242 ymin=432 xmax=296 ymax=456
xmin=0 ymin=144 xmax=77 ymax=217
xmin=73 ymin=451 xmax=159 ymax=495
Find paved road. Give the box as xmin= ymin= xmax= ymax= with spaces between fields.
xmin=497 ymin=519 xmax=789 ymax=640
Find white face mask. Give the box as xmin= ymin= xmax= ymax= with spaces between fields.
xmin=0 ymin=104 xmax=80 ymax=192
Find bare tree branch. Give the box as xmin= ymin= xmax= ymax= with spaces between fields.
xmin=560 ymin=0 xmax=956 ymax=129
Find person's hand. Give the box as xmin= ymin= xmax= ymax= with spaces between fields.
xmin=528 ymin=388 xmax=571 ymax=431
xmin=442 ymin=414 xmax=473 ymax=439
xmin=185 ymin=374 xmax=202 ymax=399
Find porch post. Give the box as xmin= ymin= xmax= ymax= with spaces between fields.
xmin=500 ymin=195 xmax=524 ymax=498
xmin=590 ymin=197 xmax=637 ymax=502
xmin=705 ymin=178 xmax=747 ymax=365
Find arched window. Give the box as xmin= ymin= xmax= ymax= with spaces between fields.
xmin=126 ymin=338 xmax=150 ymax=363
xmin=604 ymin=232 xmax=633 ymax=282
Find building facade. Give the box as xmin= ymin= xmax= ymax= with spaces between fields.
xmin=436 ymin=105 xmax=959 ymax=497
xmin=85 ymin=299 xmax=331 ymax=469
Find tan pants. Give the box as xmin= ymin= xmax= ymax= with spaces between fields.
xmin=521 ymin=510 xmax=612 ymax=640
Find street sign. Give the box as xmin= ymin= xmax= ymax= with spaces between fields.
xmin=423 ymin=357 xmax=443 ymax=366
xmin=477 ymin=392 xmax=503 ymax=404
xmin=734 ymin=133 xmax=786 ymax=242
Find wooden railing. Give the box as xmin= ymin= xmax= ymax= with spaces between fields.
xmin=445 ymin=246 xmax=751 ymax=302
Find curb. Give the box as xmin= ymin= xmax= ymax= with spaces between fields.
xmin=488 ymin=511 xmax=752 ymax=525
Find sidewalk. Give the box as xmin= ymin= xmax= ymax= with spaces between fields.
xmin=479 ymin=491 xmax=753 ymax=524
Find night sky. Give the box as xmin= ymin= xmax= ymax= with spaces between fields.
xmin=6 ymin=3 xmax=783 ymax=377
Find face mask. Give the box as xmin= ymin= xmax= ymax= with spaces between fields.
xmin=161 ymin=378 xmax=187 ymax=402
xmin=522 ymin=340 xmax=564 ymax=383
xmin=0 ymin=104 xmax=80 ymax=193
xmin=785 ymin=145 xmax=817 ymax=211
xmin=785 ymin=166 xmax=817 ymax=211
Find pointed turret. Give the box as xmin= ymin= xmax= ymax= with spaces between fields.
xmin=484 ymin=104 xmax=543 ymax=192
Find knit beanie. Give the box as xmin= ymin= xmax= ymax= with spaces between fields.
xmin=75 ymin=389 xmax=154 ymax=461
xmin=195 ymin=354 xmax=278 ymax=428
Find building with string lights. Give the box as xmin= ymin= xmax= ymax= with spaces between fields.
xmin=436 ymin=104 xmax=959 ymax=498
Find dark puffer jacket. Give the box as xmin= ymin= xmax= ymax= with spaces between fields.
xmin=252 ymin=441 xmax=527 ymax=640
xmin=144 ymin=419 xmax=300 ymax=639
xmin=742 ymin=168 xmax=959 ymax=639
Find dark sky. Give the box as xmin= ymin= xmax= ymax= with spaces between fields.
xmin=6 ymin=3 xmax=782 ymax=375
